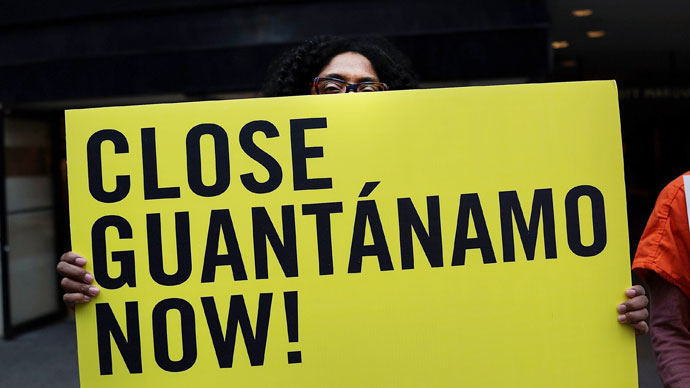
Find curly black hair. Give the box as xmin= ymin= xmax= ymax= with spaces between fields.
xmin=261 ymin=35 xmax=418 ymax=97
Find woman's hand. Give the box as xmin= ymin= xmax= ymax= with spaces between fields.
xmin=57 ymin=251 xmax=100 ymax=309
xmin=617 ymin=285 xmax=649 ymax=335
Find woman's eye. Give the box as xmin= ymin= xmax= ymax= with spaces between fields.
xmin=359 ymin=84 xmax=380 ymax=92
xmin=323 ymin=84 xmax=341 ymax=93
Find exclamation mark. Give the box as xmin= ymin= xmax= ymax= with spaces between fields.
xmin=284 ymin=291 xmax=301 ymax=364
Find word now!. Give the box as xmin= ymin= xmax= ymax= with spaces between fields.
xmin=97 ymin=292 xmax=301 ymax=375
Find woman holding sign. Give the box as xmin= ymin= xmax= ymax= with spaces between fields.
xmin=57 ymin=35 xmax=649 ymax=335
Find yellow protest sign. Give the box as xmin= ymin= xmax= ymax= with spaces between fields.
xmin=66 ymin=81 xmax=637 ymax=387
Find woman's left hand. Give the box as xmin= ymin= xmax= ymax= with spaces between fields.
xmin=618 ymin=285 xmax=649 ymax=335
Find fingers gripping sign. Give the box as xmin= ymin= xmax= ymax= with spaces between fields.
xmin=58 ymin=251 xmax=100 ymax=307
xmin=618 ymin=285 xmax=650 ymax=335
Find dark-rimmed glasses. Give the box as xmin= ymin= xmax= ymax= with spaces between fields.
xmin=312 ymin=77 xmax=389 ymax=94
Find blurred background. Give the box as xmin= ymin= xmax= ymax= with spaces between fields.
xmin=1 ymin=0 xmax=688 ymax=386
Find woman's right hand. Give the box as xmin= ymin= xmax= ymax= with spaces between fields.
xmin=57 ymin=251 xmax=100 ymax=308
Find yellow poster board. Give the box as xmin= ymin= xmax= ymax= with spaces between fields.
xmin=66 ymin=81 xmax=637 ymax=387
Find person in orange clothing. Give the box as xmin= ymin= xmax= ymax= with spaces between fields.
xmin=633 ymin=171 xmax=690 ymax=387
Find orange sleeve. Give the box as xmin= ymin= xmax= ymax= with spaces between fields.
xmin=632 ymin=172 xmax=690 ymax=299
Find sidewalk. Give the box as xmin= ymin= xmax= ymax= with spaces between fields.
xmin=0 ymin=318 xmax=79 ymax=388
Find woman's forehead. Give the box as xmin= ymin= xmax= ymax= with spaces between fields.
xmin=317 ymin=52 xmax=380 ymax=82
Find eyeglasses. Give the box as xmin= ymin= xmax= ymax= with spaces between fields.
xmin=312 ymin=77 xmax=389 ymax=94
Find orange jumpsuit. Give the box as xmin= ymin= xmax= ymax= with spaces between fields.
xmin=633 ymin=172 xmax=690 ymax=387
